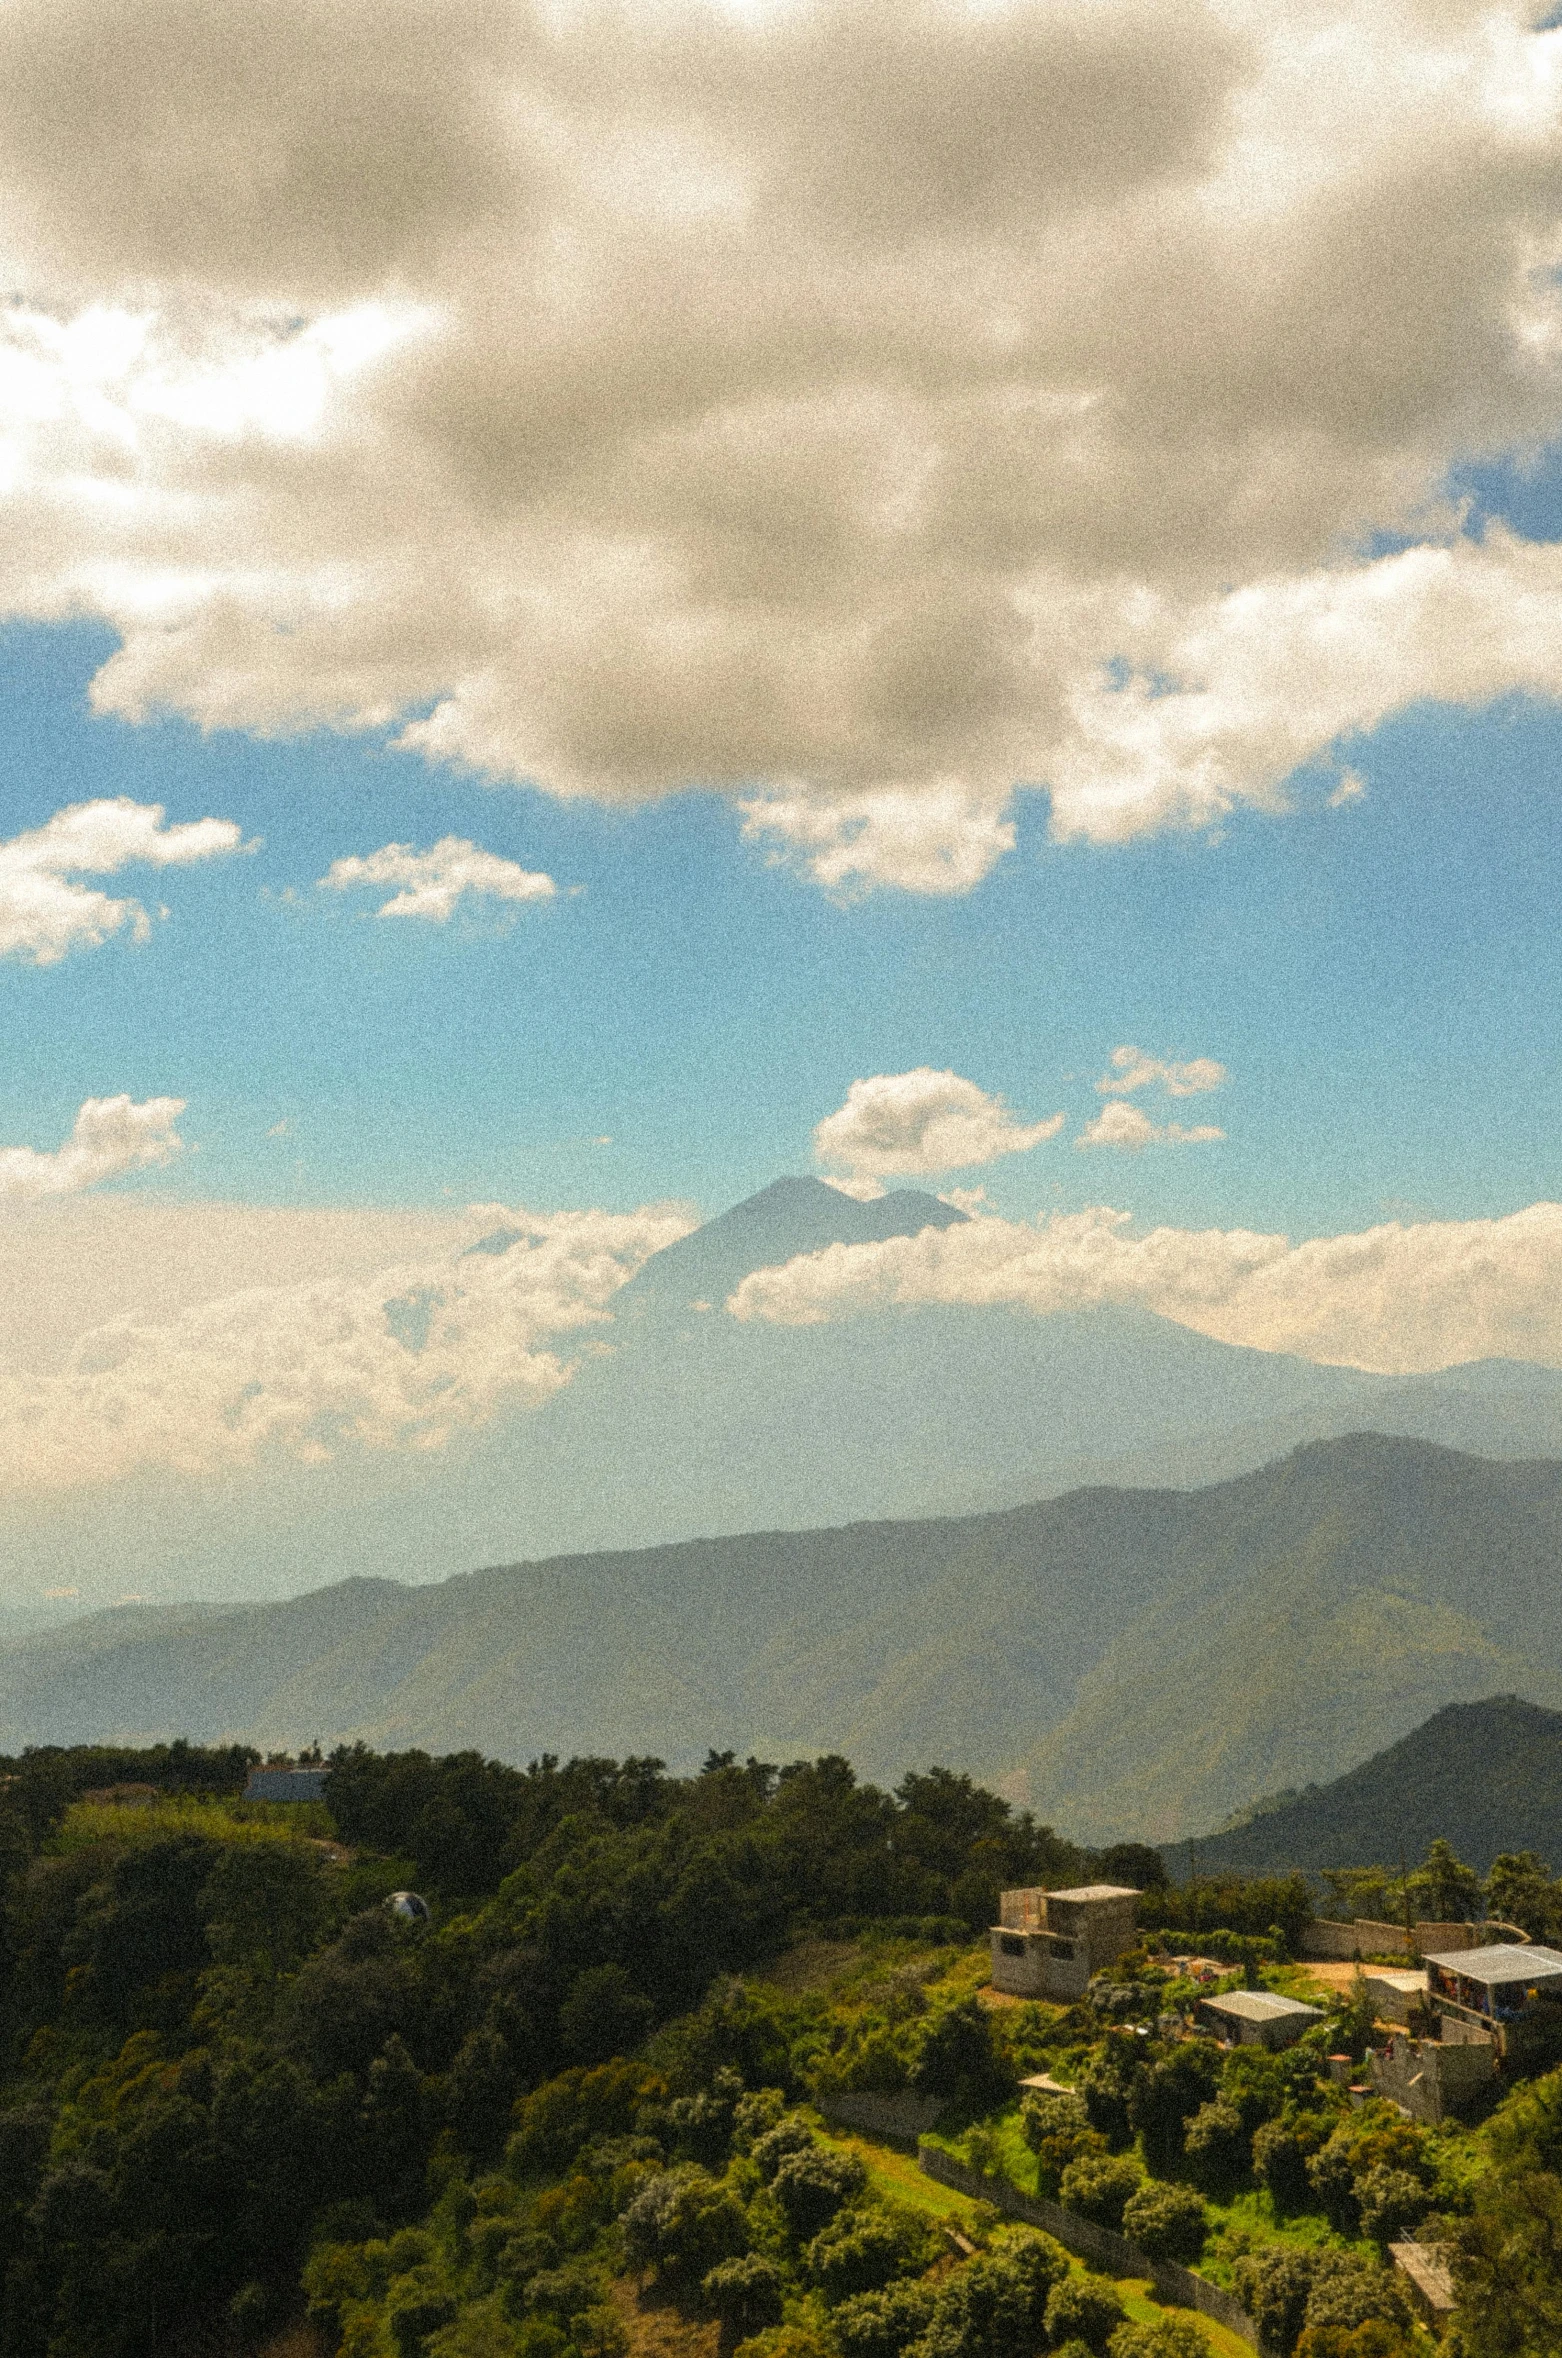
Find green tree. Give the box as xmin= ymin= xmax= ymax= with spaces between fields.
xmin=620 ymin=2166 xmax=749 ymax=2285
xmin=1409 ymin=1838 xmax=1481 ymax=1924
xmin=1120 ymin=2181 xmax=1207 ymax=2263
xmin=1043 ymin=2274 xmax=1127 ymax=2354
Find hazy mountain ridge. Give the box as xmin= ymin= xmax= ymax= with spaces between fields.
xmin=1177 ymin=1695 xmax=1562 ymax=1875
xmin=7 ymin=1433 xmax=1562 ymax=1845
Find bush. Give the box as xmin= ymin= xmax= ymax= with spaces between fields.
xmin=917 ymin=2236 xmax=1065 ymax=2358
xmin=1354 ymin=2165 xmax=1432 ymax=2247
xmin=620 ymin=2166 xmax=749 ymax=2283
xmin=702 ymin=2255 xmax=785 ymax=2335
xmin=1059 ymin=2152 xmax=1142 ymax=2232
xmin=1182 ymin=2098 xmax=1249 ymax=2186
xmin=1301 ymin=2254 xmax=1411 ymax=2337
xmin=910 ymin=1998 xmax=1012 ymax=2112
xmin=1294 ymin=2327 xmax=1417 ymax=2358
xmin=770 ymin=2144 xmax=867 ymax=2239
xmin=1107 ymin=2321 xmax=1210 ymax=2358
xmin=833 ymin=2280 xmax=939 ymax=2358
xmin=732 ymin=2090 xmax=787 ymax=2151
xmin=1127 ymin=2043 xmax=1223 ymax=2172
xmin=750 ymin=2116 xmax=819 ymax=2181
xmin=1120 ymin=2181 xmax=1207 ymax=2264
xmin=805 ymin=2201 xmax=937 ymax=2300
xmin=1252 ymin=2121 xmax=1311 ymax=2213
xmin=1043 ymin=2274 xmax=1128 ymax=2354
xmin=1231 ymin=2247 xmax=1319 ymax=2356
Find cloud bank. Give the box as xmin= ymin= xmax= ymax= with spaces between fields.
xmin=815 ymin=1069 xmax=1064 ymax=1191
xmin=320 ymin=836 xmax=556 ymax=921
xmin=0 ymin=800 xmax=247 ymax=963
xmin=727 ymin=1202 xmax=1562 ymax=1373
xmin=6 ymin=2 xmax=1562 ymax=886
xmin=0 ymin=1201 xmax=693 ymax=1492
xmin=0 ymin=1095 xmax=186 ymax=1199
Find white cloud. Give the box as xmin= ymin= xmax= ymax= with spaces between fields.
xmin=1076 ymin=1100 xmax=1224 ymax=1151
xmin=1098 ymin=1044 xmax=1227 ymax=1097
xmin=4 ymin=4 xmax=1562 ymax=885
xmin=0 ymin=1095 xmax=185 ymax=1199
xmin=0 ymin=1200 xmax=693 ymax=1492
xmin=0 ymin=798 xmax=248 ymax=963
xmin=726 ymin=1200 xmax=1562 ymax=1374
xmin=319 ymin=836 xmax=556 ymax=921
xmin=814 ymin=1069 xmax=1065 ymax=1189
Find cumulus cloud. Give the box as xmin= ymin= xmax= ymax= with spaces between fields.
xmin=0 ymin=799 xmax=248 ymax=963
xmin=0 ymin=1200 xmax=693 ymax=1492
xmin=1076 ymin=1101 xmax=1224 ymax=1151
xmin=727 ymin=1201 xmax=1562 ymax=1373
xmin=319 ymin=836 xmax=556 ymax=921
xmin=4 ymin=3 xmax=1562 ymax=886
xmin=0 ymin=1095 xmax=185 ymax=1199
xmin=1098 ymin=1045 xmax=1226 ymax=1097
xmin=814 ymin=1069 xmax=1064 ymax=1189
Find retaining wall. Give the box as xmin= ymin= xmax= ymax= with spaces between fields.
xmin=817 ymin=2092 xmax=944 ymax=2143
xmin=917 ymin=2143 xmax=1263 ymax=2349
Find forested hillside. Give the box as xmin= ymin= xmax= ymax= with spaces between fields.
xmin=0 ymin=1738 xmax=1557 ymax=2358
xmin=5 ymin=1437 xmax=1562 ymax=1841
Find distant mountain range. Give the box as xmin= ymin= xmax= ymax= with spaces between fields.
xmin=1180 ymin=1695 xmax=1562 ymax=1876
xmin=5 ymin=1431 xmax=1562 ymax=1846
xmin=8 ymin=1175 xmax=1562 ymax=1608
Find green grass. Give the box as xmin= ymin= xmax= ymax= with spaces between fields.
xmin=815 ymin=2129 xmax=991 ymax=2225
xmin=52 ymin=1796 xmax=333 ymax=1852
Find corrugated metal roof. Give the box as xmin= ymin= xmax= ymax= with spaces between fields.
xmin=1425 ymin=1943 xmax=1562 ymax=1987
xmin=1200 ymin=1989 xmax=1322 ymax=2020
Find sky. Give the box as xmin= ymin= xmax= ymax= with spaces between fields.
xmin=4 ymin=0 xmax=1562 ymax=1577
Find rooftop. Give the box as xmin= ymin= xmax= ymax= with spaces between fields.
xmin=1200 ymin=1990 xmax=1323 ymax=2021
xmin=1046 ymin=1884 xmax=1140 ymax=1904
xmin=1425 ymin=1942 xmax=1562 ymax=1988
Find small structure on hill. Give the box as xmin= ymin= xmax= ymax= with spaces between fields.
xmin=990 ymin=1884 xmax=1139 ymax=2000
xmin=244 ymin=1762 xmax=330 ymax=1803
xmin=1372 ymin=2025 xmax=1494 ymax=2123
xmin=1197 ymin=1989 xmax=1323 ymax=2049
xmin=1365 ymin=1967 xmax=1429 ymax=2025
xmin=1424 ymin=1940 xmax=1562 ymax=2045
xmin=387 ymin=1890 xmax=430 ymax=1923
xmin=1389 ymin=2242 xmax=1456 ymax=2331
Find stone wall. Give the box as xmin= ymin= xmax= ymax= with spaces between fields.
xmin=916 ymin=2143 xmax=1262 ymax=2349
xmin=817 ymin=2092 xmax=944 ymax=2143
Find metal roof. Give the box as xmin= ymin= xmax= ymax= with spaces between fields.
xmin=1425 ymin=1943 xmax=1562 ymax=1988
xmin=1199 ymin=1990 xmax=1323 ymax=2021
xmin=1046 ymin=1884 xmax=1140 ymax=1903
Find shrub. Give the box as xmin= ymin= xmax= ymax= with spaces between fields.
xmin=1119 ymin=2181 xmax=1207 ymax=2264
xmin=1043 ymin=2274 xmax=1128 ymax=2354
xmin=702 ymin=2255 xmax=785 ymax=2335
xmin=1182 ymin=2098 xmax=1249 ymax=2186
xmin=771 ymin=2144 xmax=867 ymax=2239
xmin=1294 ymin=2327 xmax=1417 ymax=2358
xmin=917 ymin=2238 xmax=1064 ymax=2358
xmin=620 ymin=2166 xmax=749 ymax=2284
xmin=1301 ymin=2254 xmax=1411 ymax=2338
xmin=1353 ymin=2165 xmax=1432 ymax=2247
xmin=832 ymin=2279 xmax=939 ymax=2358
xmin=1107 ymin=2321 xmax=1210 ymax=2358
xmin=805 ymin=2201 xmax=937 ymax=2299
xmin=1127 ymin=2043 xmax=1223 ymax=2173
xmin=733 ymin=2090 xmax=787 ymax=2151
xmin=750 ymin=2115 xmax=819 ymax=2182
xmin=1252 ymin=2121 xmax=1311 ymax=2213
xmin=1059 ymin=2152 xmax=1142 ymax=2232
xmin=1231 ymin=2247 xmax=1319 ymax=2357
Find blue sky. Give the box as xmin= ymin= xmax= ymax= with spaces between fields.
xmin=4 ymin=617 xmax=1558 ymax=1242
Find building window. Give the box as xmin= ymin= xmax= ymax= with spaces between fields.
xmin=1052 ymin=1942 xmax=1075 ymax=1961
xmin=999 ymin=1934 xmax=1026 ymax=1958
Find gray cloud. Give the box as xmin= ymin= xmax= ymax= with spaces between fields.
xmin=3 ymin=0 xmax=1562 ymax=886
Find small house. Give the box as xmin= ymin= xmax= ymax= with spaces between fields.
xmin=1197 ymin=1989 xmax=1323 ymax=2050
xmin=990 ymin=1884 xmax=1139 ymax=2001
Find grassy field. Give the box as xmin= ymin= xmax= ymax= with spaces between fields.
xmin=52 ymin=1795 xmax=334 ymax=1852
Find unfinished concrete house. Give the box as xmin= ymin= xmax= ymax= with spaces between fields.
xmin=990 ymin=1884 xmax=1139 ymax=2000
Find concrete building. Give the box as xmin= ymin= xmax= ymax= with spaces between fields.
xmin=1372 ymin=2027 xmax=1495 ymax=2124
xmin=990 ymin=1884 xmax=1139 ymax=2000
xmin=1365 ymin=1968 xmax=1429 ymax=2025
xmin=1197 ymin=1989 xmax=1323 ymax=2049
xmin=1424 ymin=1941 xmax=1562 ymax=2045
xmin=245 ymin=1762 xmax=331 ymax=1803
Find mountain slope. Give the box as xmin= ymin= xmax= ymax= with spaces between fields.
xmin=5 ymin=1436 xmax=1562 ymax=1846
xmin=1181 ymin=1695 xmax=1562 ymax=1875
